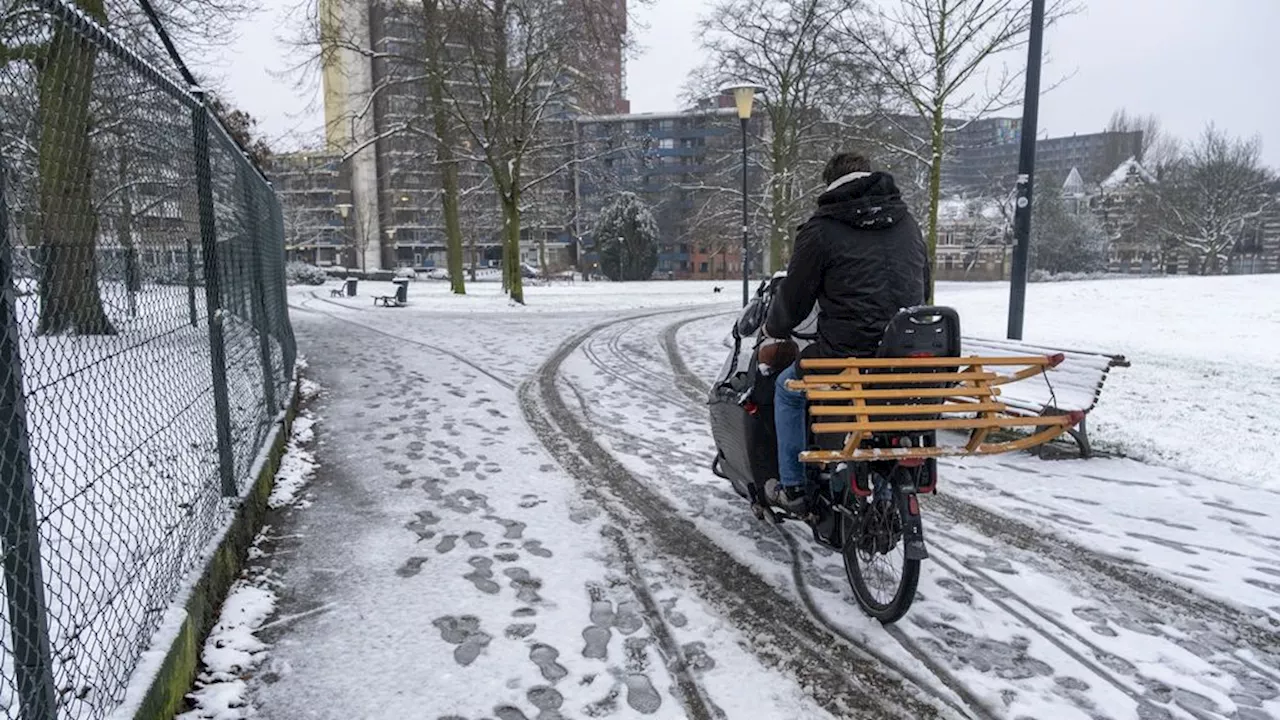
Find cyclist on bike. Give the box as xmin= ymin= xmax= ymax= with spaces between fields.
xmin=761 ymin=152 xmax=931 ymax=514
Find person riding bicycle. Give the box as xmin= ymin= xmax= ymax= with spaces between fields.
xmin=761 ymin=152 xmax=931 ymax=514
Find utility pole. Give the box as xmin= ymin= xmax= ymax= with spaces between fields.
xmin=1006 ymin=0 xmax=1046 ymax=340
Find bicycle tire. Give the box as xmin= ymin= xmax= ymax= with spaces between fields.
xmin=841 ymin=497 xmax=921 ymax=624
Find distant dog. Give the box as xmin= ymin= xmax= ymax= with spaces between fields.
xmin=713 ymin=286 xmax=723 ymax=294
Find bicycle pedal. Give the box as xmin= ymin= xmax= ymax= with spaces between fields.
xmin=752 ymin=503 xmax=784 ymax=524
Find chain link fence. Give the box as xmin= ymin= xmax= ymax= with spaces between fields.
xmin=0 ymin=0 xmax=296 ymax=716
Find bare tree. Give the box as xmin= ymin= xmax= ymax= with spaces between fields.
xmin=1105 ymin=108 xmax=1181 ymax=171
xmin=1159 ymin=125 xmax=1273 ymax=275
xmin=423 ymin=0 xmax=466 ymax=293
xmin=1 ymin=0 xmax=254 ymax=334
xmin=853 ymin=0 xmax=1075 ymax=297
xmin=438 ymin=0 xmax=625 ymax=303
xmin=692 ymin=0 xmax=872 ymax=271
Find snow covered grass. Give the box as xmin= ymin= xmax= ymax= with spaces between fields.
xmin=935 ymin=274 xmax=1280 ymax=488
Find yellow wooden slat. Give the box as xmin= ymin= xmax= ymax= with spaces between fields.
xmin=801 ymin=355 xmax=1056 ymax=370
xmin=808 ymin=402 xmax=1008 ymax=416
xmin=965 ymin=363 xmax=994 ymax=451
xmin=804 ymin=386 xmax=1001 ymax=400
xmin=811 ymin=415 xmax=1076 ymax=434
xmin=788 ymin=370 xmax=998 ymax=386
xmin=798 ymin=424 xmax=1075 ymax=462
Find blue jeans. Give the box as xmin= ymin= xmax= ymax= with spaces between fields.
xmin=774 ymin=362 xmax=807 ymax=489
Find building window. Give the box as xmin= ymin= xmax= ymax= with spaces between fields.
xmin=700 ymin=262 xmax=708 ymax=273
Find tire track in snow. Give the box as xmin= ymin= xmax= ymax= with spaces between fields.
xmin=522 ymin=309 xmax=967 ymax=720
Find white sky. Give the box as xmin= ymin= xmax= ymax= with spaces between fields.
xmin=212 ymin=0 xmax=1280 ymax=168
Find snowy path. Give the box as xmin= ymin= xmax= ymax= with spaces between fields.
xmin=235 ymin=284 xmax=1280 ymax=720
xmin=246 ymin=292 xmax=837 ymax=720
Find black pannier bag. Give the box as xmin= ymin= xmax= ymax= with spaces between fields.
xmin=708 ymin=274 xmax=815 ymax=503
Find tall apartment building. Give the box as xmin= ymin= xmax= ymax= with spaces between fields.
xmin=574 ymin=107 xmax=755 ymax=279
xmin=318 ymin=0 xmax=628 ymax=271
xmin=947 ymin=129 xmax=1144 ymax=192
xmin=270 ymin=150 xmax=352 ymax=266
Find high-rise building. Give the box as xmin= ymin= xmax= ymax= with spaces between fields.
xmin=270 ymin=150 xmax=352 ymax=266
xmin=574 ymin=106 xmax=756 ymax=279
xmin=317 ymin=0 xmax=628 ymax=271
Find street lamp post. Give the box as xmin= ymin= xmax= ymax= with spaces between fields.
xmin=1006 ymin=0 xmax=1047 ymax=340
xmin=335 ymin=202 xmax=353 ymax=268
xmin=723 ymin=82 xmax=765 ymax=307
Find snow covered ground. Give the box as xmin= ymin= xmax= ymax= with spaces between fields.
xmin=228 ymin=276 xmax=1280 ymax=720
xmin=938 ymin=274 xmax=1280 ymax=489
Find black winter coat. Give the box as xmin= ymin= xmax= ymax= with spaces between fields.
xmin=765 ymin=171 xmax=930 ymax=358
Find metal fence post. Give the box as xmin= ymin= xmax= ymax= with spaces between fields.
xmin=0 ymin=161 xmax=58 ymax=720
xmin=186 ymin=235 xmax=198 ymax=326
xmin=241 ymin=170 xmax=276 ymax=412
xmin=192 ymin=91 xmax=237 ymax=497
xmin=268 ymin=194 xmax=296 ymax=378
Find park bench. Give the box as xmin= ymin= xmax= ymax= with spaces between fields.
xmin=329 ymin=287 xmax=344 ymax=298
xmin=374 ymin=281 xmax=408 ymax=308
xmin=957 ymin=337 xmax=1128 ymax=458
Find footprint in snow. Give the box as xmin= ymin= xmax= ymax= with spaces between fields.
xmin=623 ymin=673 xmax=661 ymax=714
xmin=504 ymin=567 xmax=543 ymax=603
xmin=432 ymin=615 xmax=492 ymax=667
xmin=681 ymin=641 xmax=716 ymax=672
xmin=405 ymin=511 xmax=440 ymax=541
xmin=489 ymin=517 xmax=527 ymax=539
xmin=582 ymin=625 xmax=611 ymax=660
xmin=465 ymin=557 xmax=500 ymax=594
xmin=523 ymin=540 xmax=553 ymax=558
xmin=395 ymin=556 xmax=429 ymax=578
xmin=530 ymin=644 xmax=568 ymax=682
xmin=612 ymin=601 xmax=643 ymax=635
xmin=505 ymin=623 xmax=537 ymax=640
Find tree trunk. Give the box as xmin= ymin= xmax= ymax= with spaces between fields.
xmin=441 ymin=156 xmax=465 ymax=294
xmin=37 ymin=0 xmax=115 ymax=335
xmin=502 ymin=191 xmax=523 ymax=304
xmin=925 ymin=103 xmax=945 ymax=303
xmin=424 ymin=0 xmax=465 ymax=295
xmin=116 ymin=150 xmax=140 ymax=318
xmin=768 ymin=135 xmax=787 ymax=273
xmin=923 ymin=7 xmax=948 ymax=305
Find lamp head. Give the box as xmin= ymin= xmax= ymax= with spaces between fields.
xmin=721 ymin=83 xmax=766 ymax=120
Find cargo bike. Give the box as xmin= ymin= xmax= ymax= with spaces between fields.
xmin=708 ymin=275 xmax=1085 ymax=623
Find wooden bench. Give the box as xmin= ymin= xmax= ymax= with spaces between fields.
xmin=374 ymin=282 xmax=408 ymax=308
xmin=960 ymin=337 xmax=1128 ymax=457
xmin=329 ymin=287 xmax=344 ymax=298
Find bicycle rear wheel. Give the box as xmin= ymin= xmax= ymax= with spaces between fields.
xmin=842 ymin=493 xmax=920 ymax=624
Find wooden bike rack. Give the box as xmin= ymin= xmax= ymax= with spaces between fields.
xmin=785 ymin=354 xmax=1084 ymax=463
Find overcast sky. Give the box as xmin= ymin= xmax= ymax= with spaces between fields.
xmin=216 ymin=0 xmax=1280 ymax=168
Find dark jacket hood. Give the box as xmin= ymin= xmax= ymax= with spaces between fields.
xmin=813 ymin=171 xmax=909 ymax=230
